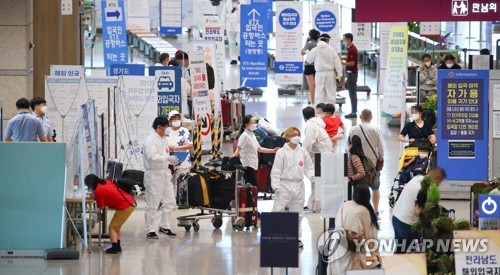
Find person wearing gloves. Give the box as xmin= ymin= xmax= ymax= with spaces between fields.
xmin=233 ymin=115 xmax=279 ymax=186
xmin=221 ymin=0 xmax=247 ymax=65
xmin=302 ymin=107 xmax=333 ymax=212
xmin=143 ymin=116 xmax=180 ymax=239
xmin=166 ymin=110 xmax=193 ymax=193
xmin=271 ymin=127 xmax=314 ymax=249
xmin=305 ymin=33 xmax=343 ymax=105
xmin=418 ymin=53 xmax=437 ymax=104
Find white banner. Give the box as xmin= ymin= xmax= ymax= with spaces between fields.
xmin=160 ymin=0 xmax=182 ymax=34
xmin=312 ymin=3 xmax=341 ymax=54
xmin=189 ymin=50 xmax=212 ymax=151
xmin=378 ymin=22 xmax=406 ymax=94
xmin=351 ymin=22 xmax=372 ymax=51
xmin=320 ymin=153 xmax=346 ymax=219
xmin=193 ymin=0 xmax=216 ymax=29
xmin=204 ymin=15 xmax=226 ymax=91
xmin=193 ymin=40 xmax=222 ymax=118
xmin=126 ymin=0 xmax=150 ymax=30
xmin=45 ymin=77 xmax=85 ymax=143
xmin=381 ymin=26 xmax=408 ymax=120
xmin=275 ymin=2 xmax=303 ymax=85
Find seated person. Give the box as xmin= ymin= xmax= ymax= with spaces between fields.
xmin=400 ymin=148 xmax=430 ymax=184
xmin=322 ymin=104 xmax=344 ymax=150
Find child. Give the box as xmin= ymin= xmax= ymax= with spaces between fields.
xmin=316 ymin=103 xmax=326 ymax=118
xmin=400 ymin=149 xmax=430 ymax=184
xmin=271 ymin=127 xmax=314 ymax=249
xmin=322 ymin=104 xmax=344 ymax=151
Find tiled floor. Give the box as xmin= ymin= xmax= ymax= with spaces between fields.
xmin=0 ymin=33 xmax=470 ymax=275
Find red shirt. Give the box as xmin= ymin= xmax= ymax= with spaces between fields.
xmin=346 ymin=44 xmax=358 ymax=73
xmin=324 ymin=116 xmax=344 ymax=137
xmin=94 ymin=179 xmax=134 ymax=210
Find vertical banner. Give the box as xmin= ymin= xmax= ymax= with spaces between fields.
xmin=101 ymin=0 xmax=128 ymax=69
xmin=378 ymin=22 xmax=406 ymax=94
xmin=240 ymin=4 xmax=268 ymax=87
xmin=437 ymin=70 xmax=489 ymax=181
xmin=381 ymin=26 xmax=408 ymax=120
xmin=312 ymin=4 xmax=341 ymax=54
xmin=252 ymin=0 xmax=273 ymax=33
xmin=160 ymin=0 xmax=182 ymax=35
xmin=275 ymin=2 xmax=303 ymax=85
xmin=351 ymin=22 xmax=372 ymax=51
xmin=149 ymin=66 xmax=183 ymax=116
xmin=204 ymin=16 xmax=226 ymax=91
xmin=190 ymin=51 xmax=212 ymax=151
xmin=193 ymin=40 xmax=221 ymax=116
xmin=126 ymin=0 xmax=150 ymax=30
xmin=45 ymin=77 xmax=85 ymax=143
xmin=109 ymin=63 xmax=145 ymax=76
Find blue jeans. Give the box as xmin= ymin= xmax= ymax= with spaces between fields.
xmin=392 ymin=216 xmax=420 ymax=253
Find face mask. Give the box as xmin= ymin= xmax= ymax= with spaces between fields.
xmin=249 ymin=124 xmax=257 ymax=131
xmin=41 ymin=106 xmax=48 ymax=114
xmin=411 ymin=114 xmax=420 ymax=121
xmin=317 ymin=114 xmax=325 ymax=119
xmin=419 ymin=153 xmax=428 ymax=159
xmin=424 ymin=62 xmax=431 ymax=67
xmin=172 ymin=120 xmax=181 ymax=128
xmin=446 ymin=63 xmax=453 ymax=68
xmin=290 ymin=136 xmax=301 ymax=144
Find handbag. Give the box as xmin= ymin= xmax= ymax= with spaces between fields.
xmin=359 ymin=125 xmax=384 ymax=172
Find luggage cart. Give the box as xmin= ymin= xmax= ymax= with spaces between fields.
xmin=176 ymin=167 xmax=253 ymax=232
xmin=221 ymin=87 xmax=250 ymax=140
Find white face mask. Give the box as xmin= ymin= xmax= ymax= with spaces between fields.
xmin=290 ymin=136 xmax=301 ymax=144
xmin=317 ymin=114 xmax=325 ymax=119
xmin=172 ymin=120 xmax=181 ymax=128
xmin=40 ymin=106 xmax=48 ymax=114
xmin=419 ymin=153 xmax=428 ymax=159
xmin=424 ymin=61 xmax=431 ymax=67
xmin=249 ymin=124 xmax=257 ymax=131
xmin=446 ymin=63 xmax=453 ymax=68
xmin=411 ymin=114 xmax=420 ymax=121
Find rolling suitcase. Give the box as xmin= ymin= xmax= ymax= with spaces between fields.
xmin=187 ymin=173 xmax=212 ymax=207
xmin=122 ymin=169 xmax=145 ymax=191
xmin=106 ymin=160 xmax=123 ymax=179
xmin=221 ymin=98 xmax=232 ymax=128
xmin=256 ymin=164 xmax=271 ymax=193
xmin=237 ymin=185 xmax=258 ymax=228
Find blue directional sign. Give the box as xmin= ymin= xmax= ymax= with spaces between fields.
xmin=109 ymin=63 xmax=145 ymax=76
xmin=252 ymin=0 xmax=273 ymax=33
xmin=240 ymin=4 xmax=268 ymax=87
xmin=101 ymin=0 xmax=128 ymax=71
xmin=149 ymin=66 xmax=182 ymax=116
xmin=478 ymin=195 xmax=500 ymax=219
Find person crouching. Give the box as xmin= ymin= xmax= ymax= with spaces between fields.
xmin=84 ymin=174 xmax=136 ymax=254
xmin=271 ymin=127 xmax=314 ymax=249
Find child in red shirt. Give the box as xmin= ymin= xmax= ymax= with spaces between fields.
xmin=85 ymin=174 xmax=135 ymax=254
xmin=322 ymin=104 xmax=344 ymax=150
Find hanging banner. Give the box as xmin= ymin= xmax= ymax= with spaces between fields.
xmin=109 ymin=63 xmax=145 ymax=76
xmin=275 ymin=2 xmax=303 ymax=85
xmin=189 ymin=51 xmax=212 ymax=151
xmin=149 ymin=66 xmax=183 ymax=116
xmin=381 ymin=26 xmax=408 ymax=120
xmin=50 ymin=65 xmax=84 ymax=77
xmin=193 ymin=40 xmax=222 ymax=117
xmin=312 ymin=4 xmax=341 ymax=54
xmin=240 ymin=4 xmax=268 ymax=87
xmin=101 ymin=0 xmax=128 ymax=69
xmin=45 ymin=77 xmax=85 ymax=143
xmin=252 ymin=0 xmax=273 ymax=33
xmin=126 ymin=0 xmax=150 ymax=30
xmin=355 ymin=0 xmax=500 ymax=22
xmin=437 ymin=70 xmax=489 ymax=180
xmin=378 ymin=22 xmax=406 ymax=94
xmin=204 ymin=16 xmax=226 ymax=91
xmin=160 ymin=0 xmax=182 ymax=35
xmin=351 ymin=22 xmax=372 ymax=51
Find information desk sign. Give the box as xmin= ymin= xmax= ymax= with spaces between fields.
xmin=260 ymin=212 xmax=299 ymax=268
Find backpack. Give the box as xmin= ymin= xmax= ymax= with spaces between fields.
xmin=353 ymin=156 xmax=377 ymax=186
xmin=112 ymin=178 xmax=138 ymax=207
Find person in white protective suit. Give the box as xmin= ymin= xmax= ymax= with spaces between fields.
xmin=221 ymin=0 xmax=247 ymax=65
xmin=301 ymin=107 xmax=334 ymax=212
xmin=143 ymin=116 xmax=180 ymax=239
xmin=271 ymin=127 xmax=314 ymax=249
xmin=305 ymin=33 xmax=343 ymax=105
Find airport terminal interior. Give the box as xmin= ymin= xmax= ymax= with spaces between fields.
xmin=0 ymin=0 xmax=499 ymax=274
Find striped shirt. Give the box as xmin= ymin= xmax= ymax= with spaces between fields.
xmin=348 ymin=154 xmax=365 ymax=181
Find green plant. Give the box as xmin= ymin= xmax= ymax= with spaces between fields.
xmin=424 ymin=94 xmax=438 ymax=112
xmin=408 ymin=22 xmax=420 ymax=34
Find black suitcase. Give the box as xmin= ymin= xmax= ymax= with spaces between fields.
xmin=122 ymin=170 xmax=146 ymax=191
xmin=106 ymin=160 xmax=123 ymax=179
xmin=259 ymin=136 xmax=286 ymax=166
xmin=208 ymin=170 xmax=235 ymax=210
xmin=187 ymin=173 xmax=212 ymax=207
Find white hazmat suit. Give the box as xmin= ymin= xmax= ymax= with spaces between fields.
xmin=305 ymin=40 xmax=343 ymax=105
xmin=221 ymin=0 xmax=247 ymax=61
xmin=143 ymin=131 xmax=178 ymax=233
xmin=271 ymin=143 xmax=314 ymax=238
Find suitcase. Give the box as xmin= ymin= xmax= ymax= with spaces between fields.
xmin=256 ymin=164 xmax=271 ymax=193
xmin=221 ymin=98 xmax=246 ymax=129
xmin=122 ymin=169 xmax=145 ymax=191
xmin=187 ymin=173 xmax=212 ymax=207
xmin=106 ymin=160 xmax=123 ymax=179
xmin=237 ymin=185 xmax=258 ymax=228
xmin=208 ymin=170 xmax=235 ymax=210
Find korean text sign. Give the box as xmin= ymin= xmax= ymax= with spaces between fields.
xmin=240 ymin=4 xmax=268 ymax=87
xmin=437 ymin=70 xmax=489 ymax=181
xmin=149 ymin=66 xmax=182 ymax=116
xmin=101 ymin=0 xmax=128 ymax=69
